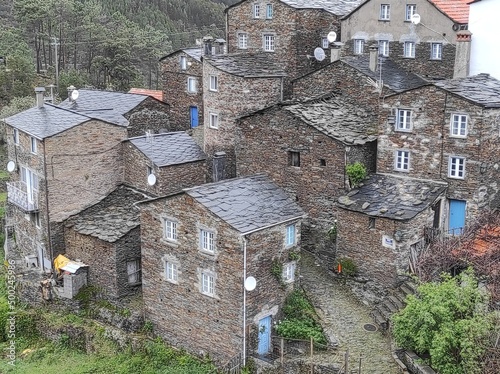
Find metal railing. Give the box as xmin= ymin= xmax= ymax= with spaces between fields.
xmin=7 ymin=181 xmax=38 ymax=212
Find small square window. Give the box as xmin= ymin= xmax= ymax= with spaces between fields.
xmin=405 ymin=4 xmax=416 ymax=21
xmin=202 ymin=272 xmax=215 ymax=296
xmin=209 ymin=112 xmax=218 ymax=129
xmin=164 ymin=220 xmax=177 ymax=241
xmin=285 ymin=224 xmax=296 ymax=247
xmin=379 ymin=40 xmax=389 ymax=56
xmin=431 ymin=43 xmax=442 ymax=60
xmin=253 ymin=4 xmax=260 ymax=18
xmin=288 ymin=151 xmax=300 ymax=167
xmin=209 ymin=75 xmax=218 ymax=91
xmin=180 ymin=56 xmax=187 ymax=70
xmin=449 ymin=156 xmax=465 ymax=179
xmin=354 ymin=39 xmax=364 ymax=54
xmin=127 ymin=259 xmax=141 ymax=284
xmin=283 ymin=262 xmax=296 ymax=282
xmin=238 ymin=33 xmax=248 ymax=49
xmin=368 ymin=217 xmax=375 ymax=229
xmin=30 ymin=137 xmax=37 ymax=154
xmin=187 ymin=77 xmax=197 ymax=93
xmin=165 ymin=261 xmax=178 ymax=283
xmin=380 ymin=4 xmax=390 ymax=20
xmin=266 ymin=4 xmax=273 ymax=19
xmin=396 ymin=109 xmax=412 ymax=131
xmin=200 ymin=229 xmax=215 ymax=253
xmin=263 ymin=34 xmax=275 ymax=52
xmin=395 ymin=150 xmax=410 ymax=172
xmin=404 ymin=42 xmax=415 ymax=58
xmin=451 ymin=114 xmax=467 ymax=137
xmin=321 ymin=37 xmax=329 ymax=49
xmin=13 ymin=129 xmax=19 ymax=145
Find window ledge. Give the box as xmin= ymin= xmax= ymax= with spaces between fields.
xmin=128 ymin=282 xmax=142 ymax=287
xmin=161 ymin=238 xmax=179 ymax=247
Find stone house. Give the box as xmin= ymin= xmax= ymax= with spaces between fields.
xmin=140 ymin=174 xmax=305 ymax=365
xmin=123 ymin=131 xmax=206 ymax=196
xmin=63 ymin=185 xmax=151 ymax=299
xmin=202 ymin=53 xmax=286 ymax=180
xmin=340 ymin=0 xmax=470 ymax=79
xmin=236 ymin=93 xmax=377 ymax=264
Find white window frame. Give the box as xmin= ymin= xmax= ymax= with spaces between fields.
xmin=448 ymin=156 xmax=466 ymax=179
xmin=404 ymin=42 xmax=415 ymax=58
xmin=253 ymin=4 xmax=260 ymax=18
xmin=395 ymin=150 xmax=410 ymax=172
xmin=354 ymin=39 xmax=364 ymax=55
xmin=165 ymin=261 xmax=178 ymax=283
xmin=180 ymin=55 xmax=187 ymax=70
xmin=164 ymin=220 xmax=178 ymax=241
xmin=201 ymin=272 xmax=215 ymax=296
xmin=396 ymin=109 xmax=412 ymax=131
xmin=285 ymin=224 xmax=296 ymax=247
xmin=13 ymin=129 xmax=19 ymax=145
xmin=283 ymin=262 xmax=296 ymax=283
xmin=263 ymin=34 xmax=275 ymax=52
xmin=380 ymin=4 xmax=390 ymax=20
xmin=209 ymin=112 xmax=219 ymax=129
xmin=431 ymin=43 xmax=442 ymax=60
xmin=200 ymin=229 xmax=215 ymax=253
xmin=405 ymin=4 xmax=417 ymax=21
xmin=209 ymin=75 xmax=218 ymax=91
xmin=187 ymin=77 xmax=197 ymax=93
xmin=21 ymin=166 xmax=38 ymax=205
xmin=379 ymin=40 xmax=389 ymax=56
xmin=321 ymin=37 xmax=329 ymax=49
xmin=127 ymin=259 xmax=141 ymax=284
xmin=238 ymin=33 xmax=248 ymax=49
xmin=30 ymin=136 xmax=37 ymax=154
xmin=266 ymin=4 xmax=273 ymax=19
xmin=450 ymin=114 xmax=468 ymax=137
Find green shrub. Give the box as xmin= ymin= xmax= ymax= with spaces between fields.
xmin=346 ymin=162 xmax=367 ymax=188
xmin=337 ymin=258 xmax=357 ymax=277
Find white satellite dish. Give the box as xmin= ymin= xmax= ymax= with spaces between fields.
xmin=6 ymin=160 xmax=16 ymax=172
xmin=147 ymin=173 xmax=157 ymax=186
xmin=313 ymin=47 xmax=325 ymax=62
xmin=71 ymin=89 xmax=79 ymax=101
xmin=411 ymin=14 xmax=421 ymax=25
xmin=244 ymin=276 xmax=256 ymax=291
xmin=327 ymin=31 xmax=337 ymax=43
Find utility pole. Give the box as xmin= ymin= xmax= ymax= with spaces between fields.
xmin=51 ymin=37 xmax=60 ymax=93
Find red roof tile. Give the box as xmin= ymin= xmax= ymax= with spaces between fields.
xmin=128 ymin=88 xmax=163 ymax=101
xmin=428 ymin=0 xmax=470 ymax=24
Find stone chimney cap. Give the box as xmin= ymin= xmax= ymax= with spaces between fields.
xmin=35 ymin=87 xmax=46 ymax=93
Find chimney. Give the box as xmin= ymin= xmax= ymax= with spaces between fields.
xmin=35 ymin=87 xmax=45 ymax=109
xmin=67 ymin=85 xmax=76 ymax=102
xmin=369 ymin=45 xmax=378 ymax=72
xmin=330 ymin=43 xmax=342 ymax=63
xmin=454 ymin=30 xmax=472 ymax=79
xmin=212 ymin=151 xmax=226 ymax=182
xmin=203 ymin=35 xmax=213 ymax=56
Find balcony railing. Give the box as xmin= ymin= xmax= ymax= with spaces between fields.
xmin=7 ymin=181 xmax=39 ymax=212
xmin=424 ymin=226 xmax=464 ymax=244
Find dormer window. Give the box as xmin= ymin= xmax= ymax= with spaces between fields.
xmin=253 ymin=4 xmax=260 ymax=18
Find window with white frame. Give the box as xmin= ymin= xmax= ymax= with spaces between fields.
xmin=396 ymin=109 xmax=412 ymax=130
xmin=285 ymin=224 xmax=296 ymax=247
xmin=451 ymin=114 xmax=467 ymax=137
xmin=404 ymin=42 xmax=415 ymax=58
xmin=431 ymin=43 xmax=442 ymax=60
xmin=354 ymin=39 xmax=364 ymax=54
xmin=266 ymin=4 xmax=273 ymax=19
xmin=201 ymin=272 xmax=215 ymax=296
xmin=180 ymin=55 xmax=187 ymax=70
xmin=200 ymin=229 xmax=215 ymax=253
xmin=238 ymin=33 xmax=248 ymax=49
xmin=263 ymin=34 xmax=275 ymax=51
xmin=13 ymin=129 xmax=19 ymax=145
xmin=395 ymin=150 xmax=410 ymax=171
xmin=283 ymin=262 xmax=296 ymax=282
xmin=127 ymin=259 xmax=141 ymax=284
xmin=380 ymin=4 xmax=390 ymax=20
xmin=209 ymin=112 xmax=219 ymax=129
xmin=165 ymin=261 xmax=178 ymax=283
xmin=30 ymin=136 xmax=37 ymax=154
xmin=379 ymin=40 xmax=389 ymax=56
xmin=405 ymin=4 xmax=417 ymax=21
xmin=449 ymin=156 xmax=465 ymax=179
xmin=253 ymin=4 xmax=260 ymax=18
xmin=321 ymin=37 xmax=329 ymax=49
xmin=21 ymin=166 xmax=38 ymax=205
xmin=209 ymin=75 xmax=218 ymax=91
xmin=187 ymin=77 xmax=197 ymax=93
xmin=164 ymin=220 xmax=177 ymax=241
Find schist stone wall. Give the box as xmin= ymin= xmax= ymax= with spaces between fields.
xmin=140 ymin=193 xmax=299 ymax=364
xmin=126 ymin=97 xmax=173 ymax=137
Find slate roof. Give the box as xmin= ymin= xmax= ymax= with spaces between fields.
xmin=159 ymin=47 xmax=203 ymax=62
xmin=4 ymin=103 xmax=91 ymax=139
xmin=274 ymin=0 xmax=364 ymax=15
xmin=429 ymin=0 xmax=470 ymax=24
xmin=128 ymin=88 xmax=163 ymax=101
xmin=70 ymin=185 xmax=151 ymax=242
xmin=337 ymin=174 xmax=447 ymax=221
xmin=284 ymin=94 xmax=377 ymax=145
xmin=128 ymin=132 xmax=206 ymax=167
xmin=59 ymin=89 xmax=151 ymax=126
xmin=186 ymin=174 xmax=305 ymax=233
xmin=206 ymin=53 xmax=286 ymax=78
xmin=434 ymin=73 xmax=500 ymax=108
xmin=342 ymin=55 xmax=429 ymax=93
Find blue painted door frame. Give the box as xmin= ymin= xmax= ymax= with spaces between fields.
xmin=257 ymin=316 xmax=271 ymax=355
xmin=449 ymin=199 xmax=466 ymax=235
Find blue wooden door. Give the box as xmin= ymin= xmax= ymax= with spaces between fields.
xmin=449 ymin=199 xmax=466 ymax=235
xmin=258 ymin=316 xmax=271 ymax=355
xmin=190 ymin=106 xmax=198 ymax=128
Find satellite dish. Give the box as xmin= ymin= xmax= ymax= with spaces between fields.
xmin=71 ymin=89 xmax=79 ymax=101
xmin=244 ymin=276 xmax=256 ymax=291
xmin=6 ymin=160 xmax=16 ymax=172
xmin=147 ymin=173 xmax=157 ymax=186
xmin=327 ymin=31 xmax=337 ymax=43
xmin=313 ymin=47 xmax=325 ymax=62
xmin=411 ymin=14 xmax=421 ymax=25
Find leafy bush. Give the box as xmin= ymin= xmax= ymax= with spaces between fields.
xmin=346 ymin=162 xmax=367 ymax=188
xmin=337 ymin=258 xmax=357 ymax=277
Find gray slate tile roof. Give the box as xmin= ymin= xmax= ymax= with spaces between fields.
xmin=128 ymin=132 xmax=206 ymax=167
xmin=59 ymin=89 xmax=150 ymax=126
xmin=70 ymin=185 xmax=151 ymax=242
xmin=279 ymin=0 xmax=364 ymax=15
xmin=337 ymin=174 xmax=447 ymax=221
xmin=160 ymin=47 xmax=203 ymax=62
xmin=434 ymin=73 xmax=500 ymax=108
xmin=4 ymin=104 xmax=90 ymax=139
xmin=342 ymin=55 xmax=429 ymax=93
xmin=186 ymin=174 xmax=305 ymax=233
xmin=206 ymin=53 xmax=286 ymax=78
xmin=284 ymin=94 xmax=377 ymax=145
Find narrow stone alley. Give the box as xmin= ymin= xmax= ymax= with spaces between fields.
xmin=300 ymin=251 xmax=402 ymax=374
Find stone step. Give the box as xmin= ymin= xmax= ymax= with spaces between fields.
xmin=393 ymin=290 xmax=408 ymax=306
xmin=382 ymin=299 xmax=398 ymax=314
xmin=387 ymin=295 xmax=405 ymax=310
xmin=399 ymin=284 xmax=414 ymax=297
xmin=375 ymin=303 xmax=393 ymax=320
xmin=371 ymin=309 xmax=388 ymax=330
xmin=403 ymin=280 xmax=419 ymax=293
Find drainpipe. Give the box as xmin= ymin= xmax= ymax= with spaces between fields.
xmin=43 ymin=141 xmax=53 ymax=272
xmin=242 ymin=236 xmax=247 ymax=367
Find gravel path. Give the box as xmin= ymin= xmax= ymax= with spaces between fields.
xmin=299 ymin=251 xmax=402 ymax=374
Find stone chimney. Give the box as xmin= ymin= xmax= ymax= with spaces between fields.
xmin=213 ymin=39 xmax=226 ymax=55
xmin=369 ymin=45 xmax=378 ymax=72
xmin=35 ymin=87 xmax=45 ymax=109
xmin=330 ymin=43 xmax=342 ymax=63
xmin=454 ymin=30 xmax=472 ymax=78
xmin=212 ymin=151 xmax=226 ymax=182
xmin=203 ymin=36 xmax=214 ymax=56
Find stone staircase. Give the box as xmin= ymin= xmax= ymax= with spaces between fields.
xmin=370 ymin=279 xmax=418 ymax=330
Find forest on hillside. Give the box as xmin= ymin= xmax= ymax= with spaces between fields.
xmin=0 ymin=0 xmax=238 ymax=106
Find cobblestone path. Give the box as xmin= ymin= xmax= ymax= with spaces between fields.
xmin=299 ymin=251 xmax=402 ymax=374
